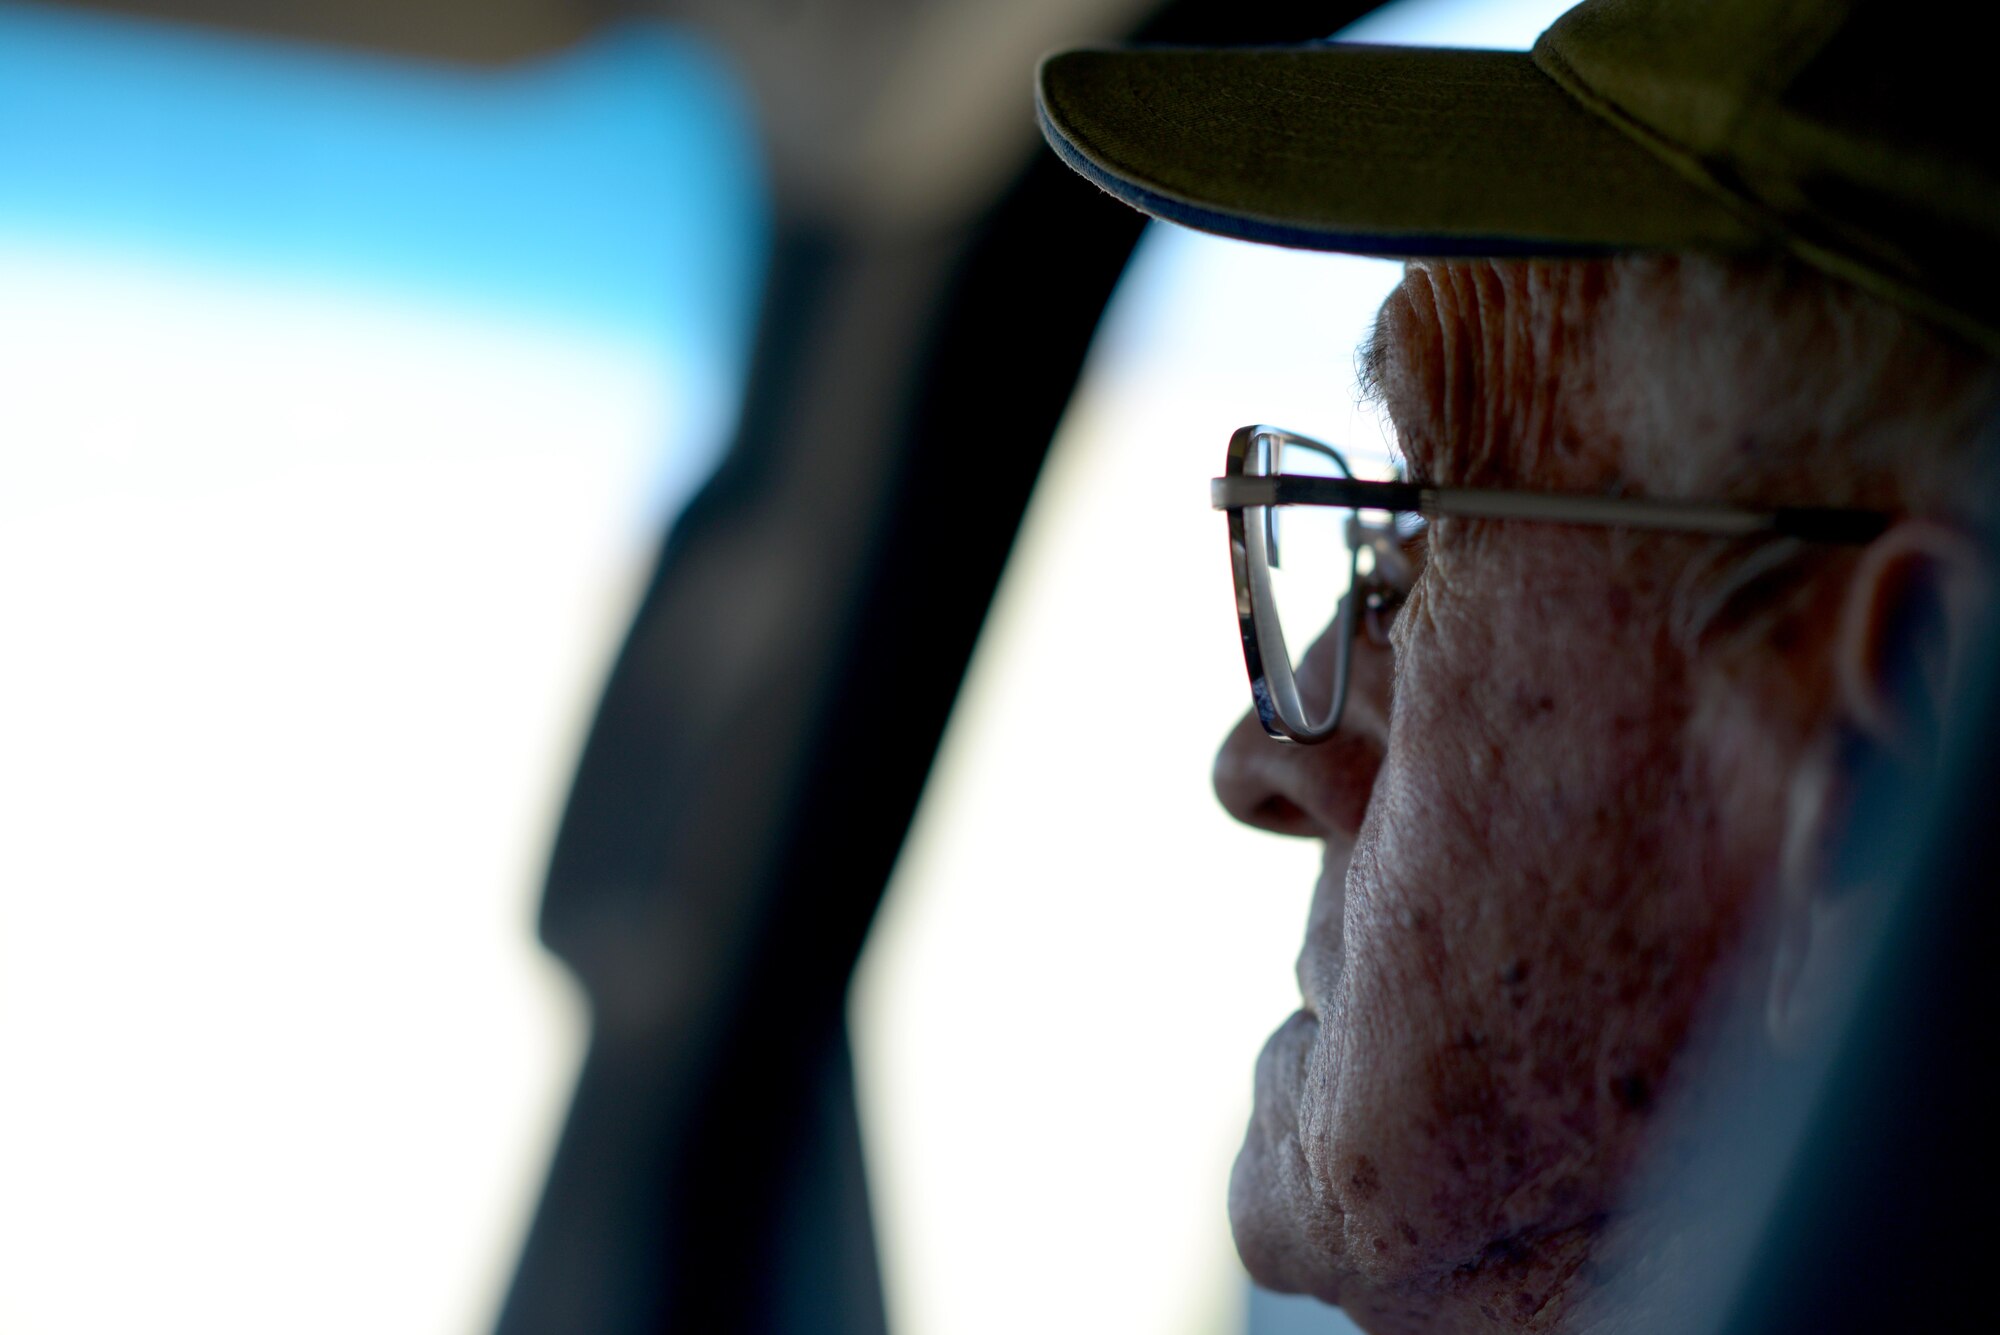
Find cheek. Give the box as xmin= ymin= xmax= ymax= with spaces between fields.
xmin=1320 ymin=558 xmax=1761 ymax=1282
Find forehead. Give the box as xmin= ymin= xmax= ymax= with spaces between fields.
xmin=1370 ymin=259 xmax=1616 ymax=490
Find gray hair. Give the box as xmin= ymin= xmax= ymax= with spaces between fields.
xmin=1592 ymin=254 xmax=2000 ymax=521
xmin=1591 ymin=254 xmax=1999 ymax=674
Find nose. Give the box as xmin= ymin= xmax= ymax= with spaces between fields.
xmin=1212 ymin=613 xmax=1390 ymax=842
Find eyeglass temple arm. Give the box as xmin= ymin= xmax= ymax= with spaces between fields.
xmin=1210 ymin=475 xmax=1892 ymax=545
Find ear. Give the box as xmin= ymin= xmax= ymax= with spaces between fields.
xmin=1767 ymin=521 xmax=1989 ymax=1052
xmin=1832 ymin=520 xmax=1990 ymax=760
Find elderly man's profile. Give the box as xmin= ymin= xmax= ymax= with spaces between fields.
xmin=1039 ymin=0 xmax=1998 ymax=1330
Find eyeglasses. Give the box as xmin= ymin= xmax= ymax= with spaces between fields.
xmin=1212 ymin=424 xmax=1893 ymax=743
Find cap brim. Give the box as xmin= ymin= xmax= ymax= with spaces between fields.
xmin=1036 ymin=44 xmax=1766 ymax=257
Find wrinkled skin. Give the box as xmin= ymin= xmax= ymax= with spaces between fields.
xmin=1214 ymin=260 xmax=1809 ymax=1332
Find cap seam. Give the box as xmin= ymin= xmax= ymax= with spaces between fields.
xmin=1532 ymin=38 xmax=2000 ymax=356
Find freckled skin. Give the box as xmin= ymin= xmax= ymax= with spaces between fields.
xmin=1215 ymin=261 xmax=1801 ymax=1332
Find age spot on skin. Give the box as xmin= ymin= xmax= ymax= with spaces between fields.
xmin=1610 ymin=1072 xmax=1653 ymax=1112
xmin=1515 ymin=689 xmax=1558 ymax=719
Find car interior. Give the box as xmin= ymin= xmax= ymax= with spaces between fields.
xmin=4 ymin=0 xmax=1990 ymax=1332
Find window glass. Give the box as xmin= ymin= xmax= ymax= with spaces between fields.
xmin=0 ymin=8 xmax=766 ymax=1334
xmin=849 ymin=3 xmax=1572 ymax=1333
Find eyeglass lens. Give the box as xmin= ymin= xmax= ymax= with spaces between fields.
xmin=1246 ymin=433 xmax=1361 ymax=733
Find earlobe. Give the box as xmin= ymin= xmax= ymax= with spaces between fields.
xmin=1766 ymin=732 xmax=1865 ymax=1054
xmin=1766 ymin=726 xmax=1914 ymax=1053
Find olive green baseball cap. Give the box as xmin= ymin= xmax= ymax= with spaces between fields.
xmin=1037 ymin=0 xmax=2000 ymax=353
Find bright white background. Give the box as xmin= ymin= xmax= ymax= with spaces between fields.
xmin=0 ymin=12 xmax=761 ymax=1334
xmin=0 ymin=248 xmax=667 ymax=1335
xmin=850 ymin=221 xmax=1402 ymax=1335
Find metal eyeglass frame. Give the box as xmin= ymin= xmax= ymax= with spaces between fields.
xmin=1212 ymin=424 xmax=1895 ymax=744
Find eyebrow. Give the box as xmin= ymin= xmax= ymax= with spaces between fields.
xmin=1357 ymin=305 xmax=1392 ymax=412
xmin=1357 ymin=295 xmax=1429 ymax=482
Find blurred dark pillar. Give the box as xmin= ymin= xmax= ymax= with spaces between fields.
xmin=497 ymin=154 xmax=1146 ymax=1335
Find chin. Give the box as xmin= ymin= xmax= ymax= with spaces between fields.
xmin=1229 ymin=1009 xmax=1349 ymax=1303
xmin=1228 ymin=1008 xmax=1602 ymax=1335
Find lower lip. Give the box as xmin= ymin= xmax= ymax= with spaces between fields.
xmin=1272 ymin=1008 xmax=1319 ymax=1068
xmin=1257 ymin=1008 xmax=1320 ymax=1109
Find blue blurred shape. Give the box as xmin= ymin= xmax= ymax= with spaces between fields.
xmin=0 ymin=2 xmax=768 ymax=363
